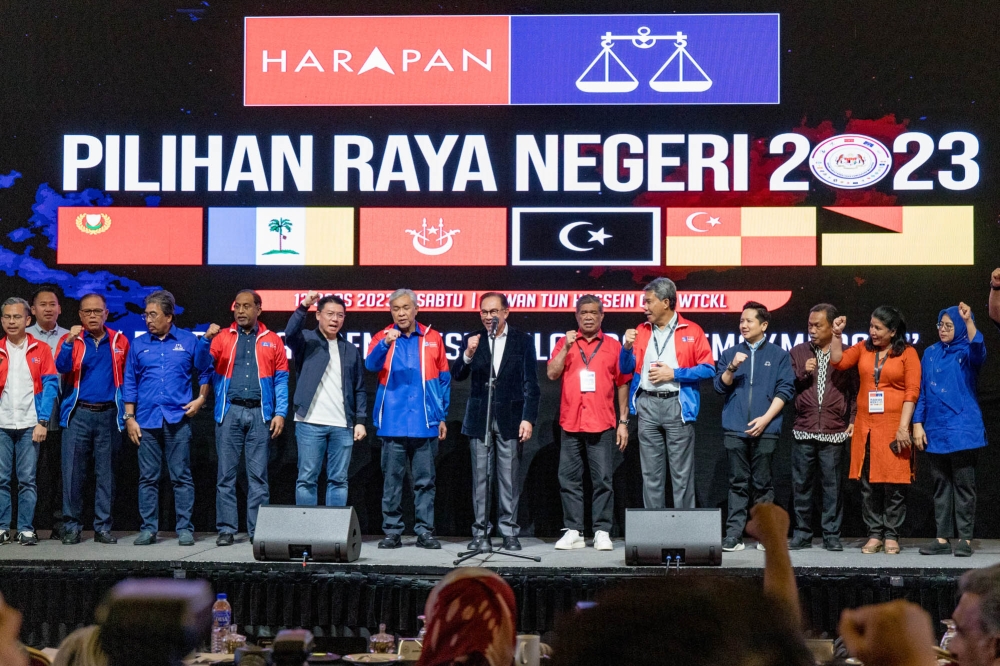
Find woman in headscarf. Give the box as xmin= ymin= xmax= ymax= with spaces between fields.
xmin=417 ymin=567 xmax=517 ymax=666
xmin=913 ymin=302 xmax=986 ymax=557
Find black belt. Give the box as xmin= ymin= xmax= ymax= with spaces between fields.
xmin=77 ymin=401 xmax=115 ymax=412
xmin=641 ymin=389 xmax=679 ymax=399
xmin=230 ymin=398 xmax=262 ymax=408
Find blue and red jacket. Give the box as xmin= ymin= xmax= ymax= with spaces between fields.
xmin=365 ymin=323 xmax=450 ymax=431
xmin=56 ymin=327 xmax=129 ymax=429
xmin=0 ymin=334 xmax=59 ymax=423
xmin=203 ymin=322 xmax=289 ymax=423
xmin=619 ymin=314 xmax=716 ymax=422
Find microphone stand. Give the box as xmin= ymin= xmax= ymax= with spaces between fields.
xmin=455 ymin=321 xmax=541 ymax=565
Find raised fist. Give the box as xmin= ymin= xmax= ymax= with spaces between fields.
xmin=204 ymin=323 xmax=221 ymax=340
xmin=623 ymin=329 xmax=637 ymax=349
xmin=564 ymin=330 xmax=578 ymax=346
xmin=302 ymin=291 xmax=321 ymax=308
xmin=467 ymin=334 xmax=481 ymax=356
xmin=384 ymin=329 xmax=401 ymax=344
xmin=730 ymin=351 xmax=748 ymax=368
xmin=958 ymin=301 xmax=972 ymax=322
xmin=804 ymin=357 xmax=817 ymax=373
xmin=992 ymin=268 xmax=1000 ymax=288
xmin=67 ymin=325 xmax=83 ymax=342
xmin=832 ymin=316 xmax=847 ymax=336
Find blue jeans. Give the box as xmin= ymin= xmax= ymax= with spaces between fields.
xmin=381 ymin=437 xmax=437 ymax=536
xmin=295 ymin=422 xmax=353 ymax=507
xmin=216 ymin=405 xmax=270 ymax=537
xmin=0 ymin=428 xmax=39 ymax=533
xmin=138 ymin=419 xmax=194 ymax=534
xmin=62 ymin=408 xmax=121 ymax=533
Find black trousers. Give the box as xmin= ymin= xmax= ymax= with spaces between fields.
xmin=860 ymin=437 xmax=906 ymax=540
xmin=926 ymin=450 xmax=977 ymax=540
xmin=724 ymin=434 xmax=775 ymax=539
xmin=558 ymin=429 xmax=615 ymax=533
xmin=791 ymin=438 xmax=845 ymax=539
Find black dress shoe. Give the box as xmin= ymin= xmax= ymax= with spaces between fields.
xmin=788 ymin=536 xmax=812 ymax=550
xmin=823 ymin=536 xmax=844 ymax=552
xmin=502 ymin=536 xmax=522 ymax=551
xmin=62 ymin=530 xmax=82 ymax=545
xmin=919 ymin=540 xmax=952 ymax=555
xmin=955 ymin=540 xmax=973 ymax=557
xmin=94 ymin=531 xmax=117 ymax=544
xmin=378 ymin=534 xmax=402 ymax=549
xmin=467 ymin=536 xmax=491 ymax=551
xmin=416 ymin=533 xmax=441 ymax=549
xmin=216 ymin=533 xmax=235 ymax=547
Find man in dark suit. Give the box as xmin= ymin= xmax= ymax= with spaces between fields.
xmin=452 ymin=292 xmax=540 ymax=551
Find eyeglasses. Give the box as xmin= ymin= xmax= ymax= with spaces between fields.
xmin=80 ymin=309 xmax=105 ymax=316
xmin=319 ymin=311 xmax=346 ymax=320
xmin=1 ymin=314 xmax=24 ymax=322
xmin=937 ymin=323 xmax=955 ymax=331
xmin=480 ymin=309 xmax=505 ymax=317
xmin=141 ymin=312 xmax=163 ymax=321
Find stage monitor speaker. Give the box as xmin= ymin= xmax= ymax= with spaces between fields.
xmin=624 ymin=508 xmax=722 ymax=566
xmin=253 ymin=505 xmax=361 ymax=563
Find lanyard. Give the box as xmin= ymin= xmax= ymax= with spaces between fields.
xmin=577 ymin=336 xmax=604 ymax=369
xmin=873 ymin=350 xmax=889 ymax=388
xmin=651 ymin=322 xmax=677 ymax=360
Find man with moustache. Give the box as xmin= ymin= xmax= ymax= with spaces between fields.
xmin=366 ymin=289 xmax=450 ymax=550
xmin=714 ymin=301 xmax=795 ymax=552
xmin=56 ymin=293 xmax=129 ymax=545
xmin=547 ymin=295 xmax=631 ymax=552
xmin=788 ymin=304 xmax=857 ymax=552
xmin=620 ymin=277 xmax=714 ymax=510
xmin=123 ymin=290 xmax=212 ymax=546
xmin=452 ymin=292 xmax=540 ymax=551
xmin=285 ymin=291 xmax=367 ymax=509
xmin=202 ymin=290 xmax=288 ymax=546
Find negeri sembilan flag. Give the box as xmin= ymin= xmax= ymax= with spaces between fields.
xmin=665 ymin=207 xmax=816 ymax=267
xmin=208 ymin=207 xmax=354 ymax=265
xmin=57 ymin=207 xmax=203 ymax=265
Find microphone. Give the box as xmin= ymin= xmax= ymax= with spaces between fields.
xmin=489 ymin=318 xmax=499 ymax=338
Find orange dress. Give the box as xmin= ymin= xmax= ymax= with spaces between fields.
xmin=832 ymin=343 xmax=921 ymax=484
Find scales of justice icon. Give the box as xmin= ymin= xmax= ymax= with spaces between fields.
xmin=576 ymin=27 xmax=712 ymax=93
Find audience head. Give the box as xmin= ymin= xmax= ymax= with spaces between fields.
xmin=552 ymin=577 xmax=811 ymax=666
xmin=953 ymin=564 xmax=1000 ymax=666
xmin=0 ymin=592 xmax=27 ymax=666
xmin=417 ymin=567 xmax=517 ymax=666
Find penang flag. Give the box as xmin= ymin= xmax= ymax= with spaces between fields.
xmin=208 ymin=207 xmax=354 ymax=265
xmin=57 ymin=207 xmax=203 ymax=265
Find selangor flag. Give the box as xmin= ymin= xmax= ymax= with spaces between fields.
xmin=821 ymin=206 xmax=973 ymax=266
xmin=208 ymin=207 xmax=354 ymax=265
xmin=359 ymin=208 xmax=507 ymax=266
xmin=665 ymin=207 xmax=816 ymax=267
xmin=57 ymin=207 xmax=203 ymax=265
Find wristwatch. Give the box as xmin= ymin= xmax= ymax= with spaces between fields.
xmin=38 ymin=420 xmax=48 ymax=428
xmin=618 ymin=418 xmax=630 ymax=426
xmin=991 ymin=281 xmax=1000 ymax=291
xmin=123 ymin=413 xmax=135 ymax=421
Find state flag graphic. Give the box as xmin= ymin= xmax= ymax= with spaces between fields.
xmin=207 ymin=208 xmax=354 ymax=266
xmin=57 ymin=207 xmax=203 ymax=265
xmin=512 ymin=207 xmax=660 ymax=266
xmin=359 ymin=208 xmax=506 ymax=266
xmin=665 ymin=207 xmax=816 ymax=267
xmin=821 ymin=206 xmax=973 ymax=266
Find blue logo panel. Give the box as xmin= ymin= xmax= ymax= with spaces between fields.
xmin=510 ymin=14 xmax=780 ymax=105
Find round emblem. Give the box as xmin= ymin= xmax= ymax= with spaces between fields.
xmin=75 ymin=212 xmax=112 ymax=235
xmin=809 ymin=134 xmax=892 ymax=189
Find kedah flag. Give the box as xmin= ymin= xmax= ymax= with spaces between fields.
xmin=665 ymin=207 xmax=816 ymax=266
xmin=57 ymin=207 xmax=203 ymax=265
xmin=359 ymin=208 xmax=507 ymax=266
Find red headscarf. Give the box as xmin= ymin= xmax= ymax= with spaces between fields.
xmin=417 ymin=568 xmax=517 ymax=666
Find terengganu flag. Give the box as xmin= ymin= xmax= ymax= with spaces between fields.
xmin=57 ymin=207 xmax=203 ymax=265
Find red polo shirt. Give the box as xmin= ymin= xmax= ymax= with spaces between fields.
xmin=549 ymin=330 xmax=631 ymax=433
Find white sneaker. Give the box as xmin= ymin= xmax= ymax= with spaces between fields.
xmin=594 ymin=531 xmax=613 ymax=551
xmin=756 ymin=542 xmax=766 ymax=551
xmin=555 ymin=529 xmax=585 ymax=550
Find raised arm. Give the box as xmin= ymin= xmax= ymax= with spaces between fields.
xmin=546 ymin=334 xmax=572 ymax=380
xmin=989 ymin=269 xmax=1000 ymax=325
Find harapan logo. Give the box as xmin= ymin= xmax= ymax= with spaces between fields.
xmin=75 ymin=213 xmax=111 ymax=235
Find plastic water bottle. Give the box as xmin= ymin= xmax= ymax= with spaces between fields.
xmin=211 ymin=593 xmax=232 ymax=653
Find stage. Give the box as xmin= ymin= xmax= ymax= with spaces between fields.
xmin=0 ymin=532 xmax=987 ymax=649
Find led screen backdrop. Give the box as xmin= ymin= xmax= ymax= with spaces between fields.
xmin=1 ymin=1 xmax=998 ymax=538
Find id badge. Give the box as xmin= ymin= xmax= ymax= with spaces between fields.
xmin=579 ymin=370 xmax=597 ymax=393
xmin=868 ymin=391 xmax=885 ymax=414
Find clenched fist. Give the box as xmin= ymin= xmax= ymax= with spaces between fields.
xmin=302 ymin=290 xmax=321 ymax=308
xmin=958 ymin=301 xmax=972 ymax=322
xmin=66 ymin=325 xmax=84 ymax=342
xmin=832 ymin=316 xmax=847 ymax=336
xmin=204 ymin=323 xmax=221 ymax=340
xmin=564 ymin=330 xmax=578 ymax=346
xmin=623 ymin=328 xmax=637 ymax=350
xmin=992 ymin=268 xmax=1000 ymax=289
xmin=804 ymin=357 xmax=817 ymax=373
xmin=467 ymin=334 xmax=481 ymax=356
xmin=384 ymin=329 xmax=401 ymax=344
xmin=730 ymin=351 xmax=748 ymax=369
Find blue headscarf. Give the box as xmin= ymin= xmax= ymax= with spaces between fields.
xmin=927 ymin=306 xmax=971 ymax=413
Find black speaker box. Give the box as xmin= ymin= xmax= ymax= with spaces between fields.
xmin=253 ymin=505 xmax=362 ymax=562
xmin=624 ymin=508 xmax=722 ymax=566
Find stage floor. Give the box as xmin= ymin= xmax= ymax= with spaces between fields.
xmin=1 ymin=531 xmax=997 ymax=573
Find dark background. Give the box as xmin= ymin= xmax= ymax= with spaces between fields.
xmin=0 ymin=0 xmax=998 ymax=539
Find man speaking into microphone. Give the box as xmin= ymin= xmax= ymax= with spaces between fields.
xmin=452 ymin=293 xmax=540 ymax=551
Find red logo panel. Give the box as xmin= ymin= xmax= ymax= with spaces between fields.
xmin=360 ymin=208 xmax=507 ymax=266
